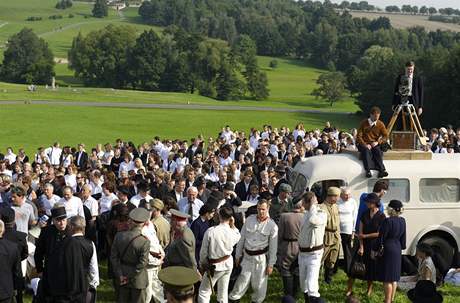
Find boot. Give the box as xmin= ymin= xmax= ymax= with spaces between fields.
xmin=324 ymin=268 xmax=332 ymax=285
xmin=303 ymin=292 xmax=310 ymax=303
xmin=282 ymin=276 xmax=294 ymax=296
xmin=309 ymin=296 xmax=326 ymax=303
xmin=229 ymin=300 xmax=240 ymax=303
xmin=293 ymin=275 xmax=300 ymax=298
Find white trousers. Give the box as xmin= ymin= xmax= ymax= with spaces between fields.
xmin=146 ymin=266 xmax=165 ymax=303
xmin=198 ymin=269 xmax=232 ymax=303
xmin=229 ymin=255 xmax=267 ymax=303
xmin=299 ymin=249 xmax=323 ymax=297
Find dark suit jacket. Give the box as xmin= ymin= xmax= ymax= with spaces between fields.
xmin=3 ymin=227 xmax=28 ymax=261
xmin=0 ymin=238 xmax=22 ymax=300
xmin=235 ymin=179 xmax=258 ymax=201
xmin=74 ymin=151 xmax=88 ymax=169
xmin=392 ymin=74 xmax=424 ymax=108
xmin=185 ymin=146 xmax=203 ymax=163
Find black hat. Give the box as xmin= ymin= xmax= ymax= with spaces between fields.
xmin=139 ymin=199 xmax=153 ymax=211
xmin=1 ymin=207 xmax=15 ymax=224
xmin=117 ymin=186 xmax=130 ymax=196
xmin=193 ymin=176 xmax=205 ymax=187
xmin=137 ymin=181 xmax=148 ymax=192
xmin=209 ymin=190 xmax=224 ymax=201
xmin=388 ymin=199 xmax=403 ymax=212
xmin=51 ymin=207 xmax=67 ymax=220
xmin=407 ymin=280 xmax=443 ymax=303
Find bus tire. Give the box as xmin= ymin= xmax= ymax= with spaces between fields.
xmin=421 ymin=236 xmax=455 ymax=271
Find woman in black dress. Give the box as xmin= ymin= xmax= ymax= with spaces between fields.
xmin=377 ymin=200 xmax=406 ymax=303
xmin=346 ymin=193 xmax=385 ymax=297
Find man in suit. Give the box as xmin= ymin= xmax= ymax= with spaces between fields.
xmin=111 ymin=208 xmax=151 ymax=303
xmin=234 ymin=170 xmax=257 ymax=201
xmin=392 ymin=61 xmax=424 ymax=116
xmin=0 ymin=219 xmax=22 ymax=303
xmin=1 ymin=208 xmax=28 ymax=303
xmin=163 ymin=209 xmax=197 ymax=271
xmin=185 ymin=138 xmax=203 ymax=163
xmin=74 ymin=143 xmax=88 ymax=169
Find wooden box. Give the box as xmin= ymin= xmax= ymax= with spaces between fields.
xmin=391 ymin=131 xmax=416 ymax=150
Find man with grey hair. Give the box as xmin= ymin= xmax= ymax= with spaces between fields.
xmin=277 ymin=199 xmax=304 ymax=297
xmin=177 ymin=186 xmax=204 ymax=224
xmin=40 ymin=183 xmax=61 ymax=216
xmin=59 ymin=186 xmax=84 ymax=218
xmin=0 ymin=219 xmax=22 ymax=303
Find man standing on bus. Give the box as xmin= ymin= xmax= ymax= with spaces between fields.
xmin=357 ymin=106 xmax=389 ymax=178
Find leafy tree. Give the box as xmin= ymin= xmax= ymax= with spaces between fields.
xmin=127 ymin=30 xmax=166 ymax=90
xmin=0 ymin=28 xmax=55 ymax=84
xmin=55 ymin=0 xmax=72 ymax=9
xmin=231 ymin=35 xmax=257 ymax=67
xmin=68 ymin=25 xmax=136 ymax=87
xmin=215 ymin=58 xmax=243 ymax=100
xmin=339 ymin=1 xmax=350 ymax=9
xmin=419 ymin=6 xmax=428 ymax=15
xmin=428 ymin=7 xmax=437 ymax=15
xmin=385 ymin=6 xmax=400 ymax=13
xmin=92 ymin=0 xmax=108 ymax=18
xmin=312 ymin=71 xmax=347 ymax=106
xmin=401 ymin=5 xmax=412 ymax=13
xmin=411 ymin=6 xmax=419 ymax=15
xmin=309 ymin=21 xmax=338 ymax=67
xmin=244 ymin=57 xmax=269 ymax=100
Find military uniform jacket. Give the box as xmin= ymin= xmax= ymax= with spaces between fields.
xmin=277 ymin=212 xmax=304 ymax=271
xmin=164 ymin=226 xmax=197 ymax=270
xmin=110 ymin=227 xmax=150 ymax=289
xmin=269 ymin=196 xmax=294 ymax=224
xmin=319 ymin=202 xmax=341 ymax=246
xmin=152 ymin=215 xmax=171 ymax=249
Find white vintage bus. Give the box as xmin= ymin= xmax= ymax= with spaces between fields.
xmin=289 ymin=152 xmax=460 ymax=267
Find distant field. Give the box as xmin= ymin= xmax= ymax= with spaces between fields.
xmin=350 ymin=11 xmax=460 ymax=32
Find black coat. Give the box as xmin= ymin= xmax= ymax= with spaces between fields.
xmin=0 ymin=238 xmax=22 ymax=301
xmin=74 ymin=151 xmax=88 ymax=169
xmin=235 ymin=179 xmax=258 ymax=201
xmin=3 ymin=227 xmax=28 ymax=261
xmin=392 ymin=74 xmax=424 ymax=108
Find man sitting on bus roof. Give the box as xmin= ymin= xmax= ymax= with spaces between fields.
xmin=357 ymin=106 xmax=389 ymax=178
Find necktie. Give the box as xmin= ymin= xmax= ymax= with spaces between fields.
xmin=188 ymin=200 xmax=194 ymax=223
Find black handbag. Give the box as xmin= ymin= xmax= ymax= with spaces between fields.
xmin=349 ymin=254 xmax=366 ymax=279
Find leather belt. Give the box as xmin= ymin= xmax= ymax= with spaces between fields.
xmin=150 ymin=251 xmax=162 ymax=259
xmin=299 ymin=245 xmax=324 ymax=253
xmin=325 ymin=228 xmax=337 ymax=233
xmin=283 ymin=238 xmax=298 ymax=242
xmin=245 ymin=247 xmax=269 ymax=256
xmin=209 ymin=255 xmax=231 ymax=264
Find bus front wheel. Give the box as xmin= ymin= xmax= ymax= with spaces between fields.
xmin=420 ymin=236 xmax=455 ymax=276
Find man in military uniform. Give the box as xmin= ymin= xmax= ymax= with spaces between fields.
xmin=320 ymin=187 xmax=341 ymax=284
xmin=269 ymin=183 xmax=294 ymax=224
xmin=277 ymin=200 xmax=304 ymax=298
xmin=150 ymin=199 xmax=170 ymax=249
xmin=111 ymin=208 xmax=151 ymax=303
xmin=163 ymin=209 xmax=197 ymax=271
xmin=198 ymin=207 xmax=241 ymax=303
xmin=298 ymin=192 xmax=327 ymax=303
xmin=229 ymin=199 xmax=278 ymax=303
xmin=158 ymin=266 xmax=201 ymax=303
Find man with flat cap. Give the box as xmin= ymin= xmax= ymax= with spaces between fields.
xmin=151 ymin=199 xmax=170 ymax=249
xmin=270 ymin=183 xmax=294 ymax=224
xmin=319 ymin=187 xmax=342 ymax=284
xmin=163 ymin=209 xmax=197 ymax=271
xmin=35 ymin=203 xmax=70 ymax=302
xmin=111 ymin=208 xmax=151 ymax=303
xmin=159 ymin=266 xmax=201 ymax=303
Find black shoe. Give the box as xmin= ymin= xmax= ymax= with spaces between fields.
xmin=229 ymin=300 xmax=240 ymax=303
xmin=309 ymin=296 xmax=326 ymax=303
xmin=378 ymin=170 xmax=389 ymax=178
xmin=365 ymin=171 xmax=372 ymax=178
xmin=304 ymin=292 xmax=310 ymax=303
xmin=282 ymin=276 xmax=294 ymax=296
xmin=324 ymin=268 xmax=332 ymax=284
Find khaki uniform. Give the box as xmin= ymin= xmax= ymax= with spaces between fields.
xmin=152 ymin=215 xmax=171 ymax=249
xmin=320 ymin=201 xmax=341 ymax=269
xmin=164 ymin=226 xmax=197 ymax=270
xmin=111 ymin=226 xmax=150 ymax=303
xmin=269 ymin=196 xmax=294 ymax=224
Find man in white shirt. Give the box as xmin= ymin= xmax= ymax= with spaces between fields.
xmin=4 ymin=147 xmax=17 ymax=164
xmin=81 ymin=184 xmax=98 ymax=220
xmin=130 ymin=182 xmax=153 ymax=208
xmin=40 ymin=183 xmax=61 ymax=216
xmin=59 ymin=186 xmax=85 ymax=218
xmin=177 ymin=187 xmax=204 ymax=224
xmin=229 ymin=199 xmax=278 ymax=303
xmin=45 ymin=142 xmax=62 ymax=166
xmin=11 ymin=185 xmax=37 ymax=234
xmin=198 ymin=207 xmax=240 ymax=303
xmin=337 ymin=187 xmax=358 ymax=275
xmin=298 ymin=192 xmax=327 ymax=303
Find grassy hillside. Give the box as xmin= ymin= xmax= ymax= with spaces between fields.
xmin=350 ymin=11 xmax=460 ymax=32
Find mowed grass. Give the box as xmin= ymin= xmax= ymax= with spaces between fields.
xmin=350 ymin=11 xmax=460 ymax=32
xmin=0 ymin=104 xmax=359 ymax=155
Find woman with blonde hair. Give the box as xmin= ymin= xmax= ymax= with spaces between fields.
xmin=377 ymin=200 xmax=406 ymax=303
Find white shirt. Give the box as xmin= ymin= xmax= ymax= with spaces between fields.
xmin=337 ymin=198 xmax=358 ymax=235
xmin=177 ymin=197 xmax=204 ymax=223
xmin=102 ymin=151 xmax=114 ymax=166
xmin=162 ymin=159 xmax=177 ymax=173
xmin=219 ymin=156 xmax=232 ymax=167
xmin=175 ymin=157 xmax=189 ymax=173
xmin=90 ymin=180 xmax=103 ymax=195
xmin=130 ymin=193 xmax=153 ymax=208
xmin=200 ymin=223 xmax=240 ymax=271
xmin=118 ymin=161 xmax=135 ymax=177
xmin=65 ymin=174 xmax=77 ymax=192
xmin=142 ymin=222 xmax=164 ymax=266
xmin=298 ymin=205 xmax=327 ymax=249
xmin=83 ymin=196 xmax=99 ymax=217
xmin=59 ymin=196 xmax=84 ymax=218
xmin=40 ymin=194 xmax=61 ymax=216
xmin=11 ymin=203 xmax=35 ymax=234
xmin=249 ymin=135 xmax=260 ymax=150
xmin=5 ymin=152 xmax=16 ymax=164
xmin=46 ymin=146 xmax=62 ymax=166
xmin=99 ymin=193 xmax=117 ymax=214
xmin=235 ymin=215 xmax=278 ymax=266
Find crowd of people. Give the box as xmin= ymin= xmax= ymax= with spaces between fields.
xmin=0 ymin=120 xmax=459 ymax=303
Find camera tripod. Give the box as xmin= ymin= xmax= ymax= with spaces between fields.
xmin=386 ymin=103 xmax=427 ymax=146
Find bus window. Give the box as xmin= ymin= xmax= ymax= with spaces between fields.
xmin=310 ymin=179 xmax=346 ymax=203
xmin=419 ymin=178 xmax=460 ymax=203
xmin=292 ymin=174 xmax=308 ymax=197
xmin=368 ymin=179 xmax=410 ymax=203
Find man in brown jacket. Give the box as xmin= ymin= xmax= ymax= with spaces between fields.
xmin=357 ymin=106 xmax=389 ymax=178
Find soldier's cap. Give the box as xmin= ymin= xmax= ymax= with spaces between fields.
xmin=150 ymin=198 xmax=164 ymax=211
xmin=0 ymin=207 xmax=15 ymax=224
xmin=170 ymin=209 xmax=190 ymax=222
xmin=327 ymin=187 xmax=341 ymax=196
xmin=129 ymin=208 xmax=150 ymax=223
xmin=159 ymin=266 xmax=201 ymax=294
xmin=51 ymin=207 xmax=67 ymax=220
xmin=279 ymin=183 xmax=292 ymax=193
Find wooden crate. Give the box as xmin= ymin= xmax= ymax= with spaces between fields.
xmin=391 ymin=131 xmax=416 ymax=150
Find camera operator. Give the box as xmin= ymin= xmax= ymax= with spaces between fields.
xmin=392 ymin=61 xmax=424 ymax=116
